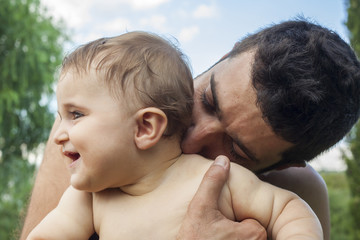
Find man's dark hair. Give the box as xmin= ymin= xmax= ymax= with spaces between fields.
xmin=229 ymin=18 xmax=360 ymax=168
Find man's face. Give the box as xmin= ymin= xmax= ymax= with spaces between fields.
xmin=181 ymin=51 xmax=293 ymax=172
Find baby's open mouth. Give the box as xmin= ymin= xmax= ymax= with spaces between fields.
xmin=64 ymin=151 xmax=80 ymax=161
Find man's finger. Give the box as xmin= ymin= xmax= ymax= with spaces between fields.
xmin=233 ymin=219 xmax=267 ymax=240
xmin=190 ymin=155 xmax=231 ymax=209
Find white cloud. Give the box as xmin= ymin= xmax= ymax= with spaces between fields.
xmin=72 ymin=32 xmax=105 ymax=48
xmin=102 ymin=18 xmax=132 ymax=33
xmin=177 ymin=9 xmax=190 ymax=18
xmin=130 ymin=0 xmax=170 ymax=10
xmin=310 ymin=142 xmax=348 ymax=172
xmin=178 ymin=26 xmax=199 ymax=43
xmin=87 ymin=0 xmax=170 ymax=11
xmin=41 ymin=0 xmax=170 ymax=32
xmin=41 ymin=0 xmax=91 ymax=29
xmin=193 ymin=4 xmax=218 ymax=18
xmin=139 ymin=15 xmax=167 ymax=31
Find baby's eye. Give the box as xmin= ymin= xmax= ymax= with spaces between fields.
xmin=71 ymin=111 xmax=84 ymax=120
xmin=57 ymin=111 xmax=62 ymax=120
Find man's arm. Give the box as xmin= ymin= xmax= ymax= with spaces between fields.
xmin=177 ymin=156 xmax=267 ymax=240
xmin=260 ymin=164 xmax=330 ymax=240
xmin=20 ymin=117 xmax=71 ymax=240
xmin=27 ymin=186 xmax=95 ymax=240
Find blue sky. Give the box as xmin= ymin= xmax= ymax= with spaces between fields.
xmin=42 ymin=0 xmax=349 ymax=76
xmin=41 ymin=0 xmax=349 ymax=171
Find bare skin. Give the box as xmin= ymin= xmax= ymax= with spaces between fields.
xmin=260 ymin=165 xmax=330 ymax=240
xmin=176 ymin=157 xmax=267 ymax=240
xmin=22 ymin=119 xmax=268 ymax=240
xmin=21 ymin=51 xmax=330 ymax=239
xmin=20 ymin=118 xmax=69 ymax=240
xmin=181 ymin=52 xmax=330 ymax=239
xmin=26 ymin=66 xmax=321 ymax=238
xmin=21 ymin=117 xmax=328 ymax=240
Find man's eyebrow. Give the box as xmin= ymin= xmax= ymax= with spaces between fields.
xmin=210 ymin=73 xmax=222 ymax=119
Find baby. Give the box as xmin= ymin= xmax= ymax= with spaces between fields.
xmin=28 ymin=31 xmax=322 ymax=239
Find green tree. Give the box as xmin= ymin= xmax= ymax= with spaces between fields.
xmin=344 ymin=0 xmax=360 ymax=239
xmin=342 ymin=126 xmax=360 ymax=240
xmin=322 ymin=172 xmax=352 ymax=240
xmin=0 ymin=0 xmax=67 ymax=238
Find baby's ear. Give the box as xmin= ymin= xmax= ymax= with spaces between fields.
xmin=134 ymin=108 xmax=167 ymax=150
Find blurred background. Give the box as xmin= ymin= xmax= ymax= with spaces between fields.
xmin=1 ymin=0 xmax=359 ymax=239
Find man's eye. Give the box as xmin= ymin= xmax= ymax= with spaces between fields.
xmin=230 ymin=143 xmax=248 ymax=162
xmin=201 ymin=89 xmax=216 ymax=113
xmin=71 ymin=111 xmax=84 ymax=120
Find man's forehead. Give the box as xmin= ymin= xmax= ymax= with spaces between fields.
xmin=214 ymin=54 xmax=256 ymax=101
xmin=194 ymin=52 xmax=241 ymax=80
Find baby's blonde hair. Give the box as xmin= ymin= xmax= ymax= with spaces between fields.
xmin=61 ymin=31 xmax=194 ymax=137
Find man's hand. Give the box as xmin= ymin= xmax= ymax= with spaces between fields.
xmin=177 ymin=156 xmax=267 ymax=240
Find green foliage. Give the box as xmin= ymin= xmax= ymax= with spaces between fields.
xmin=347 ymin=0 xmax=360 ymax=55
xmin=345 ymin=0 xmax=360 ymax=238
xmin=0 ymin=0 xmax=67 ymax=238
xmin=322 ymin=172 xmax=352 ymax=240
xmin=0 ymin=156 xmax=35 ymax=239
xmin=342 ymin=124 xmax=360 ymax=239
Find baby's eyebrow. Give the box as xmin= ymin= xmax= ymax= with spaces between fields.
xmin=63 ymin=102 xmax=78 ymax=108
xmin=61 ymin=102 xmax=85 ymax=110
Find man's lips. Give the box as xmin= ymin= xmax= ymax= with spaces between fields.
xmin=63 ymin=151 xmax=80 ymax=161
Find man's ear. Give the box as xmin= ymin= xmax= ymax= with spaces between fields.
xmin=134 ymin=108 xmax=168 ymax=150
xmin=275 ymin=160 xmax=306 ymax=171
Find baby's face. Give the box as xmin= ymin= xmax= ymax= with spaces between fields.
xmin=53 ymin=68 xmax=144 ymax=192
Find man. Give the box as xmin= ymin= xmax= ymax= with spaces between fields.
xmin=21 ymin=19 xmax=360 ymax=240
xmin=179 ymin=19 xmax=360 ymax=239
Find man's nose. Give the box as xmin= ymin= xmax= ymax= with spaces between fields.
xmin=181 ymin=118 xmax=223 ymax=154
